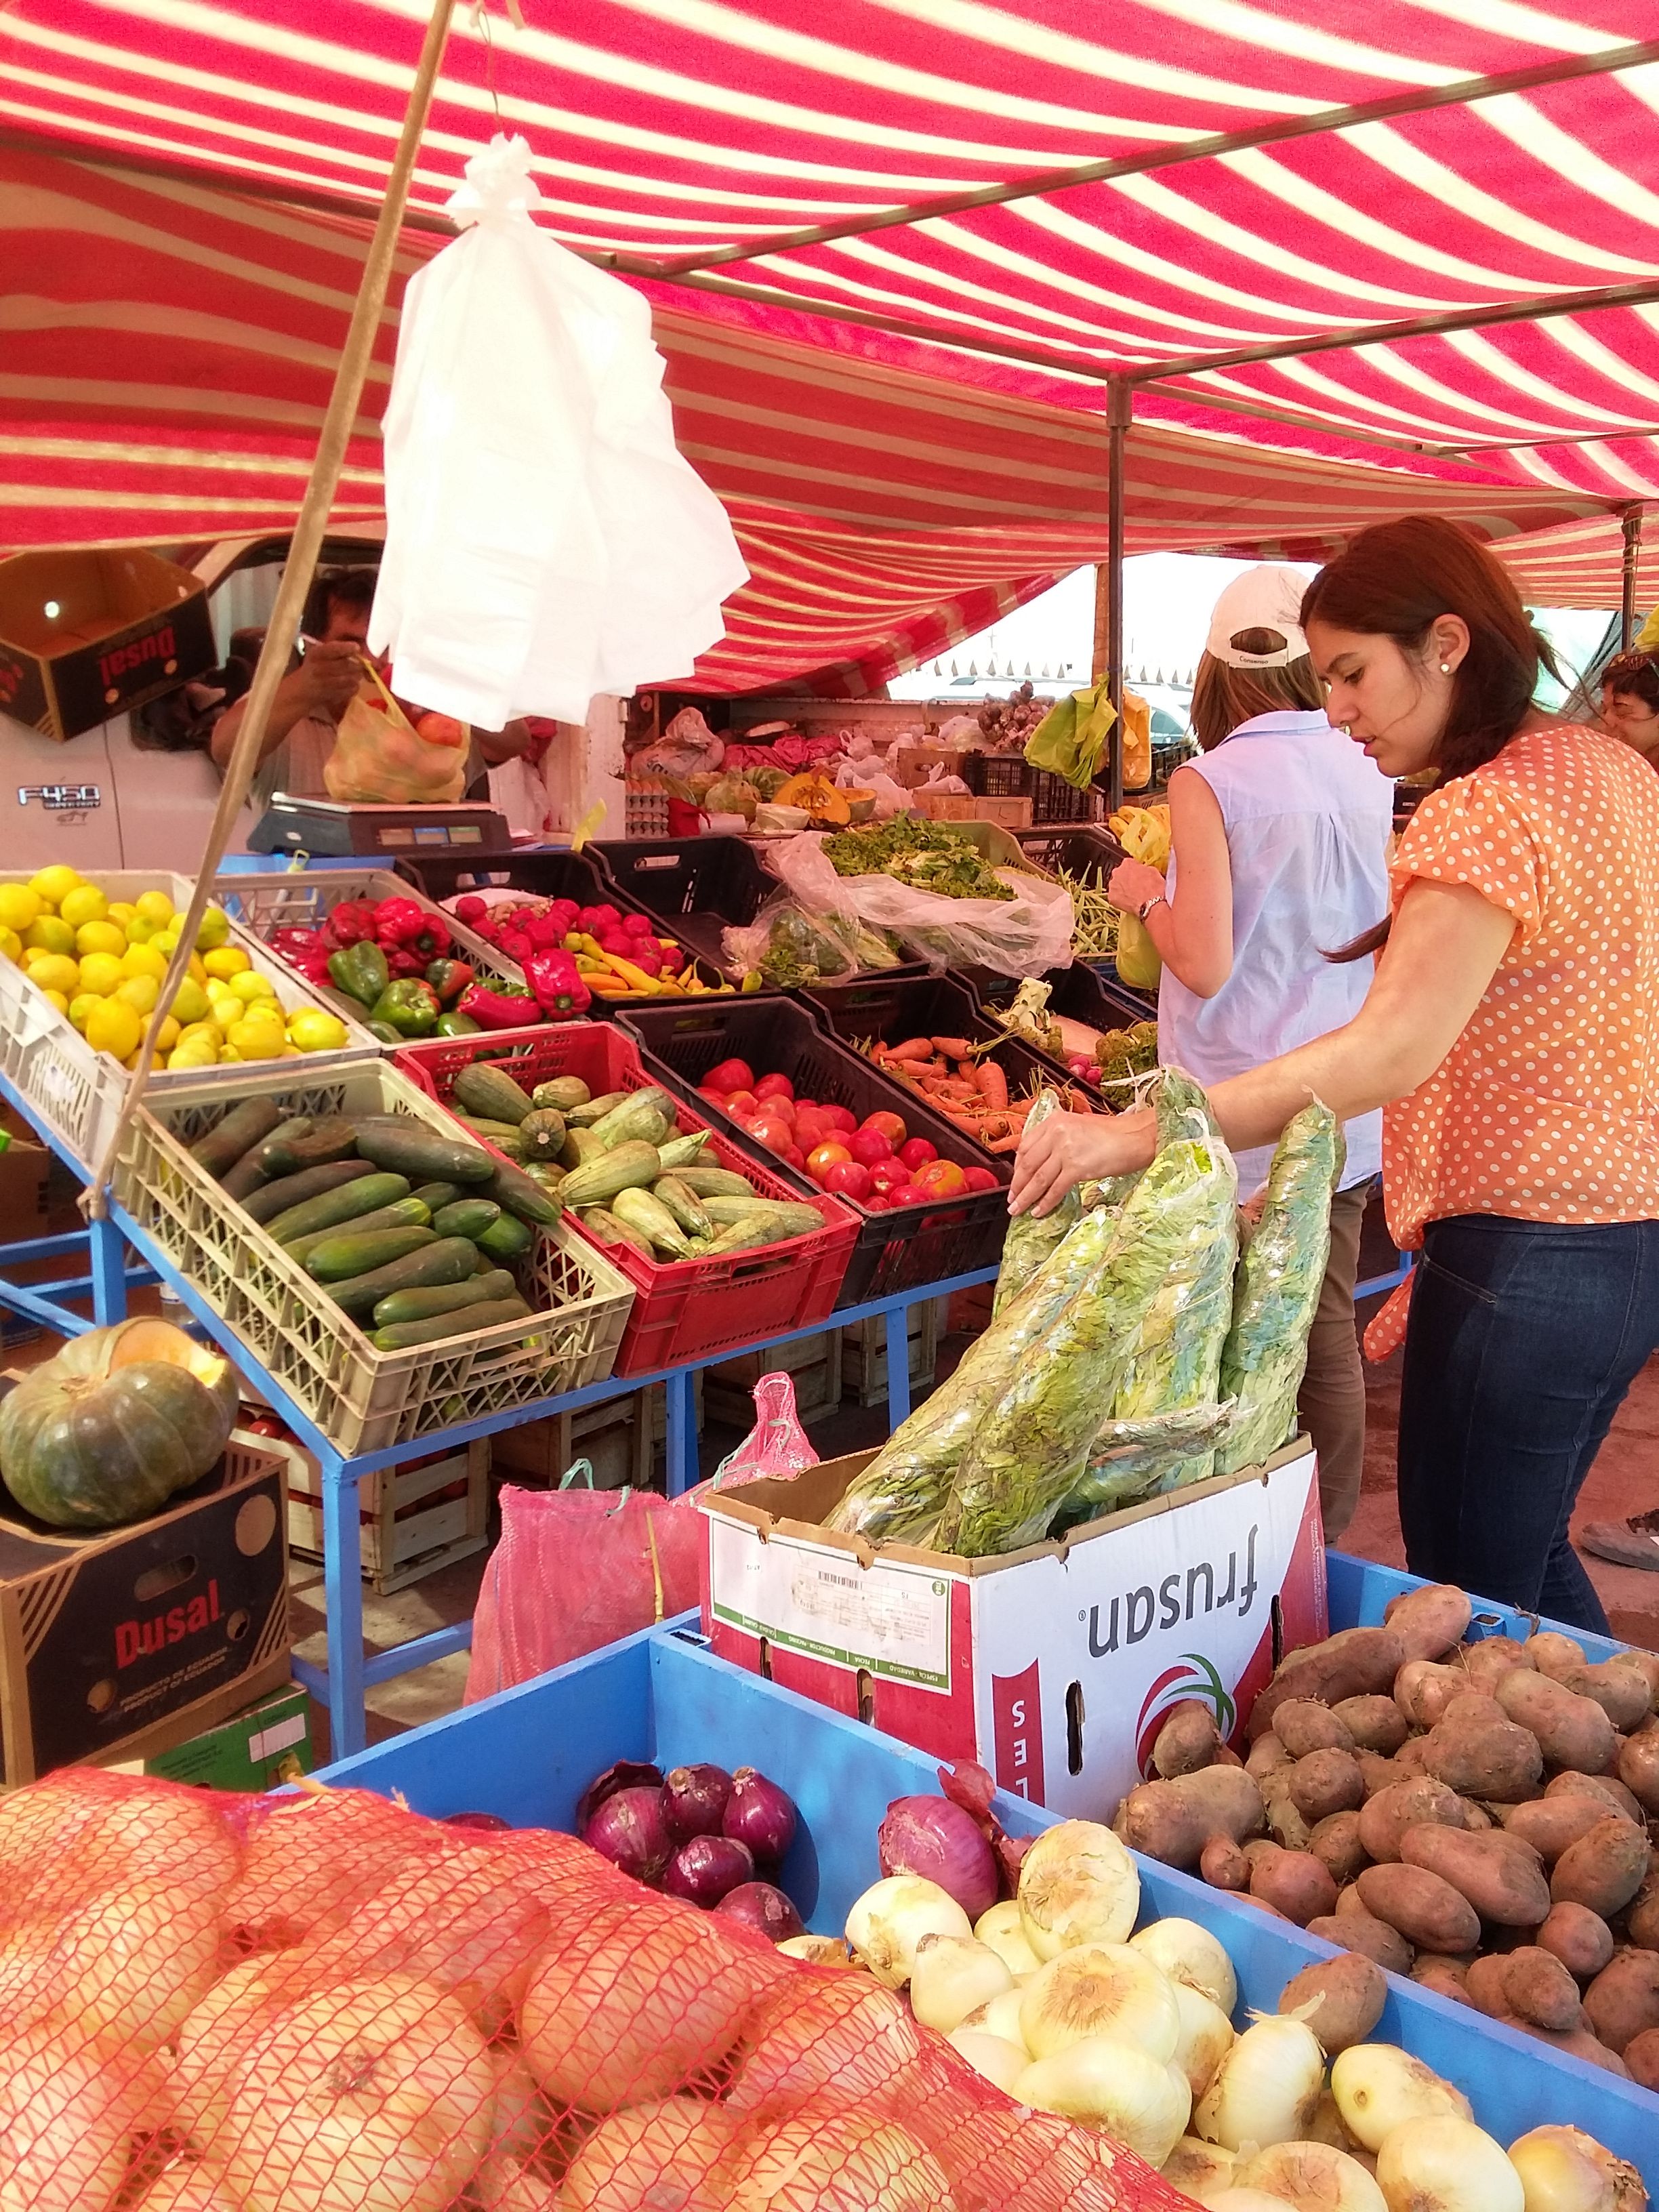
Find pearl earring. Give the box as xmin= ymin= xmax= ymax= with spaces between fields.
xmin=1439 ymin=662 xmax=1450 ymax=674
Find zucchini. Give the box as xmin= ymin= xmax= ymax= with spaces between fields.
xmin=703 ymin=1215 xmax=798 ymax=1256
xmin=243 ymin=1158 xmax=373 ymax=1227
xmin=453 ymin=1063 xmax=536 ymax=1124
xmin=701 ymin=1195 xmax=823 ymax=1236
xmin=264 ymin=1172 xmax=411 ymax=1244
xmin=589 ymin=1088 xmax=678 ymax=1152
xmin=567 ymin=1089 xmax=630 ymax=1128
xmin=671 ymin=1165 xmax=756 ymax=1199
xmin=560 ymin=1127 xmax=605 ymax=1171
xmin=350 ymin=1116 xmax=494 ymax=1185
xmin=476 ymin=1212 xmax=535 ymax=1261
xmin=191 ymin=1097 xmax=283 ymax=1180
xmin=518 ymin=1108 xmax=567 ymax=1160
xmin=432 ymin=1198 xmax=501 ymax=1241
xmin=282 ymin=1196 xmax=431 ymax=1265
xmin=410 ymin=1181 xmax=465 ymax=1212
xmin=654 ymin=1174 xmax=713 ymax=1240
xmin=656 ymin=1130 xmax=712 ymax=1172
xmin=612 ymin=1186 xmax=691 ymax=1258
xmin=581 ymin=1206 xmax=654 ymax=1261
xmin=373 ymin=1269 xmax=518 ymax=1327
xmin=371 ymin=1296 xmax=531 ymax=1352
xmin=221 ymin=1115 xmax=310 ymax=1202
xmin=327 ymin=1236 xmax=479 ymax=1318
xmin=255 ymin=1116 xmax=361 ymax=1178
xmin=306 ymin=1225 xmax=438 ymax=1283
xmin=487 ymin=1157 xmax=565 ymax=1227
xmin=453 ymin=1113 xmax=528 ymax=1160
xmin=532 ymin=1076 xmax=590 ymax=1113
xmin=558 ymin=1140 xmax=661 ymax=1211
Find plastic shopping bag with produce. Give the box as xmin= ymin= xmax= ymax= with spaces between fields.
xmin=323 ymin=663 xmax=469 ymax=804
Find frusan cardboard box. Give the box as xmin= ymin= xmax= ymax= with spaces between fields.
xmin=702 ymin=1439 xmax=1325 ymax=1822
xmin=0 ymin=548 xmax=215 ymax=741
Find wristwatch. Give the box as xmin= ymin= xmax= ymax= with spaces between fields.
xmin=1136 ymin=892 xmax=1167 ymax=922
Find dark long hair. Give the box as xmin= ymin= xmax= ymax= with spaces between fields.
xmin=1302 ymin=517 xmax=1559 ymax=959
xmin=1189 ymin=641 xmax=1323 ymax=750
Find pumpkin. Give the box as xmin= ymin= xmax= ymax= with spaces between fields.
xmin=775 ymin=773 xmax=852 ymax=825
xmin=0 ymin=1319 xmax=241 ymax=1530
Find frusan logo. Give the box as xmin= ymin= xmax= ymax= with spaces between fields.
xmin=1085 ymin=1523 xmax=1261 ymax=1662
xmin=115 ymin=1580 xmax=220 ymax=1668
xmin=1134 ymin=1656 xmax=1237 ymax=1778
xmin=98 ymin=626 xmax=176 ymax=689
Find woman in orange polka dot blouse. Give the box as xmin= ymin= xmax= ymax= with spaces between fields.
xmin=1015 ymin=516 xmax=1659 ymax=1631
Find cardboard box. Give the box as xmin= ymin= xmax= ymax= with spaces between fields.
xmin=895 ymin=745 xmax=968 ymax=791
xmin=0 ymin=1433 xmax=290 ymax=1786
xmin=0 ymin=549 xmax=215 ymax=741
xmin=909 ymin=790 xmax=1032 ymax=827
xmin=144 ymin=1680 xmax=312 ymax=1791
xmin=701 ymin=1440 xmax=1324 ymax=1822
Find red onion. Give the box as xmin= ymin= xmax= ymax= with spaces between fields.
xmin=715 ymin=1881 xmax=805 ymax=1943
xmin=661 ymin=1763 xmax=734 ymax=1843
xmin=722 ymin=1768 xmax=798 ymax=1866
xmin=878 ymin=1795 xmax=998 ymax=1921
xmin=575 ymin=1759 xmax=663 ymax=1835
xmin=582 ymin=1784 xmax=671 ymax=1885
xmin=443 ymin=1811 xmax=510 ymax=1832
xmin=662 ymin=1834 xmax=754 ymax=1908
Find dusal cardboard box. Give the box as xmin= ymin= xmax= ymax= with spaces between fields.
xmin=0 ymin=548 xmax=215 ymax=741
xmin=702 ymin=1440 xmax=1325 ymax=1822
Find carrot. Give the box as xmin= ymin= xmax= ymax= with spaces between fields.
xmin=930 ymin=1036 xmax=973 ymax=1059
xmin=883 ymin=1038 xmax=935 ymax=1063
xmin=975 ymin=1061 xmax=1009 ymax=1112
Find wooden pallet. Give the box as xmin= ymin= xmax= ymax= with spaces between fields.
xmin=705 ymin=1330 xmax=843 ymax=1428
xmin=282 ymin=1437 xmax=491 ymax=1595
xmin=491 ymin=1376 xmax=705 ymax=1493
xmin=840 ymin=1297 xmax=945 ymax=1407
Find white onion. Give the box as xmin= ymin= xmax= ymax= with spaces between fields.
xmin=1330 ymin=2046 xmax=1471 ymax=2155
xmin=1240 ymin=2140 xmax=1389 ymax=2212
xmin=946 ymin=2026 xmax=1029 ymax=2094
xmin=1306 ymin=2091 xmax=1355 ymax=2152
xmin=1014 ymin=2038 xmax=1191 ymax=2167
xmin=1020 ymin=1942 xmax=1181 ymax=2064
xmin=1172 ymin=1980 xmax=1237 ymax=2100
xmin=909 ymin=1934 xmax=1012 ymax=2035
xmin=1017 ymin=1820 xmax=1140 ymax=1961
xmin=1194 ymin=2016 xmax=1325 ymax=2152
xmin=1163 ymin=2135 xmax=1241 ymax=2206
xmin=777 ymin=1934 xmax=854 ymax=1967
xmin=1210 ymin=2192 xmax=1313 ymax=2212
xmin=1508 ymin=2127 xmax=1647 ymax=2212
xmin=1375 ymin=2116 xmax=1523 ymax=2212
xmin=1131 ymin=1917 xmax=1239 ymax=2015
xmin=960 ymin=1985 xmax=1028 ymax=2049
xmin=845 ymin=1875 xmax=970 ymax=1988
xmin=974 ymin=1899 xmax=1044 ymax=1978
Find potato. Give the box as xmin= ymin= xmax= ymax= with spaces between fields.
xmin=1515 ymin=2018 xmax=1632 ymax=2073
xmin=1272 ymin=1700 xmax=1356 ymax=1759
xmin=1462 ymin=1954 xmax=1513 ymax=2019
xmin=1583 ymin=1949 xmax=1659 ymax=2053
xmin=1618 ymin=1726 xmax=1659 ymax=1816
xmin=1357 ymin=1777 xmax=1473 ymax=1864
xmin=1249 ymin=1629 xmax=1407 ymax=1740
xmin=1563 ymin=1660 xmax=1654 ymax=1732
xmin=1459 ymin=1635 xmax=1535 ymax=1692
xmin=1277 ymin=1952 xmax=1385 ymax=2053
xmin=1356 ymin=1753 xmax=1408 ymax=1797
xmin=1288 ymin=1750 xmax=1366 ymax=1826
xmin=1544 ymin=1768 xmax=1645 ymax=1824
xmin=1383 ymin=1582 xmax=1473 ymax=1663
xmin=1309 ymin=1811 xmax=1369 ymax=1890
xmin=1494 ymin=1668 xmax=1616 ymax=1774
xmin=1114 ymin=1767 xmax=1267 ymax=1868
xmin=1614 ymin=1650 xmax=1659 ymax=1700
xmin=1333 ymin=1697 xmax=1409 ymax=1757
xmin=1264 ymin=1788 xmax=1314 ymax=1854
xmin=1536 ymin=1901 xmax=1615 ymax=1982
xmin=1392 ymin=1738 xmax=1435 ymax=1778
xmin=1625 ymin=2025 xmax=1659 ymax=2091
xmin=1628 ymin=1872 xmax=1659 ymax=1953
xmin=1355 ymin=1863 xmax=1481 ymax=1953
xmin=1412 ymin=1957 xmax=1472 ymax=2005
xmin=1154 ymin=1700 xmax=1224 ymax=1778
xmin=1246 ymin=1733 xmax=1296 ymax=1784
xmin=1249 ymin=1843 xmax=1337 ymax=1927
xmin=1393 ymin=1661 xmax=1467 ymax=1730
xmin=1496 ymin=1796 xmax=1618 ymax=1864
xmin=1498 ymin=1946 xmax=1584 ymax=2033
xmin=1551 ymin=1816 xmax=1652 ymax=1918
xmin=1420 ymin=1713 xmax=1543 ymax=1802
xmin=1200 ymin=1835 xmax=1250 ymax=1891
xmin=1524 ymin=1630 xmax=1587 ymax=1682
xmin=1397 ymin=1824 xmax=1551 ymax=1927
xmin=1305 ymin=1910 xmax=1412 ymax=1978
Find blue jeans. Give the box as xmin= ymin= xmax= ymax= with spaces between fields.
xmin=1397 ymin=1214 xmax=1659 ymax=1635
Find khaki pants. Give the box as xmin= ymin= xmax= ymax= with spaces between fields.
xmin=1298 ymin=1181 xmax=1370 ymax=1544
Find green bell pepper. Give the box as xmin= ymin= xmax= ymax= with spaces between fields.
xmin=327 ymin=939 xmax=390 ymax=1008
xmin=434 ymin=1010 xmax=483 ymax=1036
xmin=367 ymin=979 xmax=442 ymax=1037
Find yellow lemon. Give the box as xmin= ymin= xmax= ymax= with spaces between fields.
xmin=39 ymin=988 xmax=69 ymax=1015
xmin=225 ymin=1018 xmax=285 ymax=1060
xmin=24 ymin=916 xmax=75 ymax=958
xmin=134 ymin=889 xmax=173 ymax=928
xmin=119 ymin=943 xmax=167 ymax=981
xmin=115 ymin=975 xmax=160 ymax=1017
xmin=167 ymin=1038 xmax=219 ymax=1071
xmin=85 ymin=999 xmax=143 ymax=1061
xmin=0 ymin=885 xmax=41 ymax=933
xmin=125 ymin=913 xmax=161 ymax=944
xmin=67 ymin=994 xmax=98 ymax=1032
xmin=169 ymin=978 xmax=210 ymax=1025
xmin=194 ymin=906 xmax=230 ymax=951
xmin=178 ymin=1019 xmax=224 ymax=1048
xmin=75 ymin=953 xmax=125 ymax=998
xmin=155 ymin=1015 xmax=181 ymax=1053
xmin=280 ymin=1044 xmax=303 ymax=1057
xmin=227 ymin=970 xmax=276 ymax=1005
xmin=75 ymin=920 xmax=127 ymax=959
xmin=58 ymin=884 xmax=108 ymax=929
xmin=207 ymin=985 xmax=242 ymax=1018
xmin=106 ymin=901 xmax=136 ymax=933
xmin=202 ymin=945 xmax=251 ymax=980
xmin=287 ymin=1007 xmax=348 ymax=1053
xmin=0 ymin=926 xmax=20 ymax=964
xmin=152 ymin=928 xmax=179 ymax=956
xmin=29 ymin=865 xmax=82 ymax=908
xmin=28 ymin=953 xmax=80 ymax=998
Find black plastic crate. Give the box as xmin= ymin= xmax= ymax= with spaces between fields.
xmin=616 ymin=994 xmax=1010 ymax=1309
xmin=1013 ymin=825 xmax=1126 ymax=882
xmin=591 ymin=836 xmax=776 ymax=974
xmin=806 ymin=968 xmax=1078 ymax=1112
xmin=962 ymin=752 xmax=1095 ymax=823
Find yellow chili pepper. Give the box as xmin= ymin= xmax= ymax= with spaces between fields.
xmin=602 ymin=952 xmax=663 ymax=994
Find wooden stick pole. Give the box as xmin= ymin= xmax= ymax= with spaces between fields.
xmin=85 ymin=0 xmax=459 ymax=1217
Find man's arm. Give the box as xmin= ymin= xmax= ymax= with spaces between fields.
xmin=476 ymin=718 xmax=533 ymax=766
xmin=209 ymin=641 xmax=361 ymax=774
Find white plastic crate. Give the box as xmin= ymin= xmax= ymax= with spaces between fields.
xmin=0 ymin=870 xmax=379 ymax=1174
xmin=112 ymin=1060 xmax=636 ymax=1455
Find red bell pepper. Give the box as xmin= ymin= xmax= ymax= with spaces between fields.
xmin=321 ymin=899 xmax=377 ymax=949
xmin=522 ymin=913 xmax=567 ymax=951
xmin=385 ymin=946 xmax=427 ymax=979
xmin=457 ymin=981 xmax=544 ymax=1029
xmin=426 ymin=958 xmax=475 ymax=1006
xmin=525 ymin=949 xmax=592 ymax=1019
xmin=371 ymin=897 xmax=451 ymax=961
xmin=496 ymin=928 xmax=533 ymax=964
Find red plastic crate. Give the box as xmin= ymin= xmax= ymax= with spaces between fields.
xmin=393 ymin=1024 xmax=859 ymax=1376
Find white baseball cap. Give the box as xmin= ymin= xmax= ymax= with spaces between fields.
xmin=1205 ymin=565 xmax=1311 ymax=669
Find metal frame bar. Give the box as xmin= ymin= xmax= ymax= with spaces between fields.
xmin=1622 ymin=506 xmax=1645 ymax=647
xmin=1107 ymin=380 xmax=1129 ymax=813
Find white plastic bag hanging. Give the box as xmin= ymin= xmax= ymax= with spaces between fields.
xmin=371 ymin=134 xmax=748 ymax=729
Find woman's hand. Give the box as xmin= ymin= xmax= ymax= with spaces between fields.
xmin=1107 ymin=858 xmax=1165 ymax=916
xmin=1008 ymin=1105 xmax=1156 ymax=1216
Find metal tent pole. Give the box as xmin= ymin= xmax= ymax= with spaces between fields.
xmin=1107 ymin=382 xmax=1130 ymax=814
xmin=1622 ymin=507 xmax=1645 ymax=648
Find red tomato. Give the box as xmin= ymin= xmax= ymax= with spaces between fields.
xmin=705 ymin=1058 xmax=755 ymax=1094
xmin=783 ymin=1144 xmax=807 ymax=1170
xmin=794 ymin=1097 xmax=819 ymax=1118
xmin=805 ymin=1141 xmax=852 ymax=1183
xmin=696 ymin=1087 xmax=730 ymax=1111
xmin=960 ymin=1164 xmax=1000 ymax=1193
xmin=823 ymin=1158 xmax=872 ymax=1201
xmin=859 ymin=1109 xmax=906 ymax=1147
xmin=898 ymin=1136 xmax=939 ymax=1172
xmin=750 ymin=1116 xmax=795 ymax=1155
xmin=887 ymin=1184 xmax=927 ymax=1208
xmin=760 ymin=1091 xmax=796 ymax=1122
xmin=861 ymin=1187 xmax=893 ymax=1212
xmin=722 ymin=1090 xmax=758 ymax=1118
xmin=912 ymin=1158 xmax=968 ymax=1199
xmin=817 ymin=1103 xmax=858 ymax=1135
xmin=792 ymin=1112 xmax=826 ymax=1151
xmin=754 ymin=1072 xmax=796 ymax=1104
xmin=847 ymin=1126 xmax=893 ymax=1167
xmin=867 ymin=1157 xmax=909 ymax=1193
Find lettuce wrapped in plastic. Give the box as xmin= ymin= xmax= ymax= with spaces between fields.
xmin=1216 ymin=1099 xmax=1345 ymax=1475
xmin=1050 ymin=1400 xmax=1237 ymax=1534
xmin=991 ymin=1091 xmax=1078 ymax=1319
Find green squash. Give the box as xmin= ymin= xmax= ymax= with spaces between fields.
xmin=0 ymin=1319 xmax=241 ymax=1530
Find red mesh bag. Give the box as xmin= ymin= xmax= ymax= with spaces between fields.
xmin=0 ymin=1768 xmax=1193 ymax=2212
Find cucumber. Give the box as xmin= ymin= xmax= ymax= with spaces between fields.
xmin=191 ymin=1097 xmax=283 ymax=1180
xmin=281 ymin=1197 xmax=431 ymax=1265
xmin=350 ymin=1116 xmax=494 ymax=1185
xmin=371 ymin=1296 xmax=531 ymax=1352
xmin=487 ymin=1157 xmax=565 ymax=1227
xmin=255 ymin=1117 xmax=361 ymax=1178
xmin=372 ymin=1269 xmax=518 ymax=1328
xmin=263 ymin=1172 xmax=410 ymax=1244
xmin=221 ymin=1115 xmax=311 ymax=1201
xmin=327 ymin=1236 xmax=479 ymax=1318
xmin=433 ymin=1199 xmax=501 ymax=1241
xmin=410 ymin=1181 xmax=464 ymax=1212
xmin=454 ymin=1114 xmax=528 ymax=1160
xmin=243 ymin=1158 xmax=372 ymax=1226
xmin=476 ymin=1212 xmax=535 ymax=1261
xmin=306 ymin=1224 xmax=438 ymax=1282
xmin=453 ymin=1063 xmax=536 ymax=1124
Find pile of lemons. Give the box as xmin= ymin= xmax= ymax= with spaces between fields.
xmin=0 ymin=867 xmax=351 ymax=1070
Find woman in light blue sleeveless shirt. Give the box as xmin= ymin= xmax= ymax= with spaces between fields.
xmin=1107 ymin=565 xmax=1394 ymax=1538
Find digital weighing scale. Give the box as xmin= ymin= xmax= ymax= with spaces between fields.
xmin=246 ymin=795 xmax=515 ymax=859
